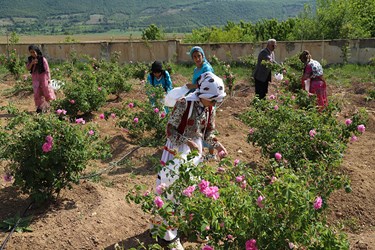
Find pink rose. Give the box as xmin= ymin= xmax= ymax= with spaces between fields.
xmin=309 ymin=129 xmax=317 ymax=138
xmin=45 ymin=135 xmax=53 ymax=143
xmin=156 ymin=183 xmax=167 ymax=195
xmin=198 ymin=179 xmax=210 ymax=192
xmin=154 ymin=108 xmax=159 ymax=113
xmin=98 ymin=87 xmax=102 ymax=91
xmin=350 ymin=135 xmax=358 ymax=143
xmin=236 ymin=175 xmax=245 ymax=183
xmin=345 ymin=119 xmax=352 ymax=126
xmin=245 ymin=239 xmax=258 ymax=250
xmin=42 ymin=142 xmax=52 ymax=153
xmin=128 ymin=103 xmax=134 ymax=108
xmin=202 ymin=245 xmax=214 ymax=250
xmin=88 ymin=130 xmax=95 ymax=136
xmin=154 ymin=196 xmax=164 ymax=209
xmin=110 ymin=113 xmax=116 ymax=119
xmin=274 ymin=105 xmax=279 ymax=110
xmin=234 ymin=159 xmax=240 ymax=166
xmin=182 ymin=186 xmax=196 ymax=197
xmin=314 ymin=196 xmax=323 ymax=210
xmin=134 ymin=117 xmax=139 ymax=123
xmin=256 ymin=196 xmax=265 ymax=208
xmin=269 ymin=94 xmax=276 ymax=100
xmin=99 ymin=114 xmax=105 ymax=119
xmin=357 ymin=124 xmax=365 ymax=133
xmin=249 ymin=128 xmax=255 ymax=134
xmin=275 ymin=152 xmax=282 ymax=161
xmin=69 ymin=99 xmax=75 ymax=104
xmin=160 ymin=112 xmax=166 ymax=118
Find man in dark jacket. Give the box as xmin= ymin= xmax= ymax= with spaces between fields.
xmin=253 ymin=39 xmax=277 ymax=99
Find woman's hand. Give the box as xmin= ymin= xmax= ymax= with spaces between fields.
xmin=216 ymin=142 xmax=228 ymax=159
xmin=187 ymin=139 xmax=199 ymax=151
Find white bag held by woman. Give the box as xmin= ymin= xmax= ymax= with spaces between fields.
xmin=274 ymin=73 xmax=283 ymax=81
xmin=164 ymin=85 xmax=190 ymax=107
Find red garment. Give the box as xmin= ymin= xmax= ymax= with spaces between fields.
xmin=301 ymin=63 xmax=328 ymax=108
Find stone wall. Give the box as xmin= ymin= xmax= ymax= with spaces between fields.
xmin=1 ymin=39 xmax=374 ymax=64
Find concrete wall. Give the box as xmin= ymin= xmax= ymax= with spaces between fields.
xmin=1 ymin=38 xmax=374 ymax=65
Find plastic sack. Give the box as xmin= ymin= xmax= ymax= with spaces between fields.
xmin=50 ymin=79 xmax=64 ymax=90
xmin=274 ymin=73 xmax=283 ymax=81
xmin=304 ymin=79 xmax=311 ymax=91
xmin=164 ymin=85 xmax=190 ymax=107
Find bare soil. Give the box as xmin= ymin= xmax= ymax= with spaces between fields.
xmin=0 ymin=74 xmax=374 ymax=250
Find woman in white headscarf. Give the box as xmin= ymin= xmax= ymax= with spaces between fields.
xmin=154 ymin=72 xmax=228 ymax=248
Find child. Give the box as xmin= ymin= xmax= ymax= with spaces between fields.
xmin=147 ymin=61 xmax=173 ymax=93
xmin=186 ymin=46 xmax=214 ymax=93
xmin=186 ymin=46 xmax=216 ymax=159
xmin=26 ymin=45 xmax=56 ymax=113
xmin=147 ymin=61 xmax=173 ymax=113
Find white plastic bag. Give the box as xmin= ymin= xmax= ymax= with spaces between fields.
xmin=50 ymin=79 xmax=64 ymax=90
xmin=164 ymin=85 xmax=190 ymax=107
xmin=304 ymin=79 xmax=311 ymax=91
xmin=274 ymin=73 xmax=283 ymax=81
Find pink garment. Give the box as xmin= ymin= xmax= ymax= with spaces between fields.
xmin=29 ymin=57 xmax=56 ymax=109
xmin=301 ymin=62 xmax=328 ymax=108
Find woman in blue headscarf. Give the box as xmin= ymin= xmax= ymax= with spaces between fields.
xmin=186 ymin=46 xmax=217 ymax=160
xmin=186 ymin=46 xmax=214 ymax=94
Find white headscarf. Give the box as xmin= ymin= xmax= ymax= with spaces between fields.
xmin=186 ymin=72 xmax=226 ymax=102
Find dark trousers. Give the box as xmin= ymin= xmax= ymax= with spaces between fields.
xmin=254 ymin=78 xmax=270 ymax=100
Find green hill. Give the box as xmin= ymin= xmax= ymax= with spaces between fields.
xmin=0 ymin=0 xmax=314 ymax=34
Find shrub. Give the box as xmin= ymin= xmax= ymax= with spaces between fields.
xmin=0 ymin=49 xmax=26 ymax=80
xmin=127 ymin=156 xmax=349 ymax=249
xmin=52 ymin=70 xmax=108 ymax=118
xmin=241 ymin=91 xmax=367 ymax=169
xmin=0 ymin=109 xmax=110 ymax=202
xmin=113 ymin=84 xmax=169 ymax=146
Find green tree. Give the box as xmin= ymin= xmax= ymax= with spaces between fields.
xmin=141 ymin=24 xmax=164 ymax=40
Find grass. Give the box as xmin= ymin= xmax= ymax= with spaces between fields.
xmin=325 ymin=64 xmax=375 ymax=87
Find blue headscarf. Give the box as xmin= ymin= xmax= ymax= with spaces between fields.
xmin=190 ymin=46 xmax=207 ymax=62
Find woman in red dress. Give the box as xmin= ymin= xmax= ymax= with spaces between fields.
xmin=299 ymin=50 xmax=328 ymax=108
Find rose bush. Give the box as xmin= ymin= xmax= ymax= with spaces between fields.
xmin=127 ymin=155 xmax=349 ymax=249
xmin=0 ymin=107 xmax=110 ymax=202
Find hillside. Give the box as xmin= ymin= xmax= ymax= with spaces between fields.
xmin=0 ymin=0 xmax=314 ymax=34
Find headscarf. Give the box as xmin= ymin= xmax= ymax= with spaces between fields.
xmin=189 ymin=46 xmax=207 ymax=62
xmin=186 ymin=72 xmax=226 ymax=102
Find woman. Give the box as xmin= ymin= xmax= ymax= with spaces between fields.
xmin=155 ymin=72 xmax=227 ymax=249
xmin=299 ymin=50 xmax=328 ymax=108
xmin=26 ymin=45 xmax=56 ymax=113
xmin=186 ymin=46 xmax=216 ymax=159
xmin=147 ymin=60 xmax=173 ymax=93
xmin=186 ymin=46 xmax=214 ymax=93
